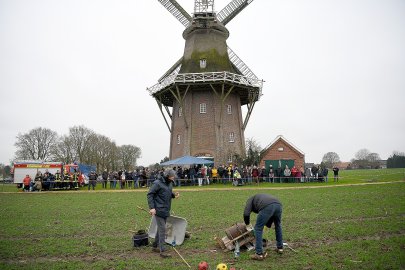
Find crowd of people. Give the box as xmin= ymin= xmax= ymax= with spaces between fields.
xmin=20 ymin=164 xmax=340 ymax=191
xmin=22 ymin=169 xmax=83 ymax=192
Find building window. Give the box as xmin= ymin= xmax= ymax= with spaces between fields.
xmin=200 ymin=103 xmax=206 ymax=114
xmin=178 ymin=107 xmax=182 ymax=117
xmin=227 ymin=104 xmax=232 ymax=114
xmin=177 ymin=134 xmax=181 ymax=144
xmin=200 ymin=58 xmax=207 ymax=69
xmin=229 ymin=132 xmax=235 ymax=142
xmin=227 ymin=154 xmax=233 ymax=163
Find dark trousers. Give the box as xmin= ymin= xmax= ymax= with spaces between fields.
xmin=153 ymin=215 xmax=167 ymax=252
xmin=254 ymin=203 xmax=283 ymax=254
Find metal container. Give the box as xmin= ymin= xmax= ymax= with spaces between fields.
xmin=148 ymin=215 xmax=188 ymax=246
xmin=133 ymin=231 xmax=148 ymax=247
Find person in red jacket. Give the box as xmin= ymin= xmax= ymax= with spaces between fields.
xmin=23 ymin=175 xmax=32 ymax=192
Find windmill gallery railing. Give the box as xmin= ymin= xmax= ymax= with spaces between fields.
xmin=147 ymin=71 xmax=263 ymax=95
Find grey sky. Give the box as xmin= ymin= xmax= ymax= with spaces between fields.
xmin=1 ymin=0 xmax=404 ymax=166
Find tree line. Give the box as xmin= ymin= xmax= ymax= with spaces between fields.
xmin=387 ymin=151 xmax=405 ymax=168
xmin=322 ymin=149 xmax=405 ymax=169
xmin=13 ymin=126 xmax=141 ymax=172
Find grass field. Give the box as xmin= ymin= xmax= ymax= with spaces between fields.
xmin=0 ymin=169 xmax=404 ymax=269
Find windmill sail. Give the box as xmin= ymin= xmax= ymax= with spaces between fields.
xmin=217 ymin=0 xmax=254 ymax=25
xmin=227 ymin=46 xmax=258 ymax=80
xmin=157 ymin=0 xmax=192 ymax=27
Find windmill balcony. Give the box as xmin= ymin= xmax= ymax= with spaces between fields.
xmin=147 ymin=71 xmax=263 ymax=104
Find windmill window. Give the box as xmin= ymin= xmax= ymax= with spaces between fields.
xmin=229 ymin=132 xmax=235 ymax=142
xmin=200 ymin=59 xmax=207 ymax=69
xmin=200 ymin=103 xmax=206 ymax=114
xmin=178 ymin=107 xmax=182 ymax=117
xmin=177 ymin=134 xmax=181 ymax=145
xmin=227 ymin=104 xmax=232 ymax=114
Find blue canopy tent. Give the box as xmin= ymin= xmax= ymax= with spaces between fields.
xmin=160 ymin=155 xmax=214 ymax=166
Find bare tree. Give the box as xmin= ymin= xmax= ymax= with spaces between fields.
xmin=91 ymin=134 xmax=117 ymax=172
xmin=14 ymin=127 xmax=58 ymax=161
xmin=52 ymin=135 xmax=75 ymax=163
xmin=118 ymin=144 xmax=141 ymax=171
xmin=322 ymin=152 xmax=341 ymax=168
xmin=67 ymin=126 xmax=95 ymax=163
xmin=355 ymin=148 xmax=371 ymax=161
xmin=243 ymin=138 xmax=262 ymax=166
xmin=0 ymin=164 xmax=12 ymax=179
xmin=367 ymin=152 xmax=381 ymax=168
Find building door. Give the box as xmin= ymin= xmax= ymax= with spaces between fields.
xmin=265 ymin=159 xmax=295 ymax=171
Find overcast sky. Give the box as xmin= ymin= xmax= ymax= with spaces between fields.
xmin=1 ymin=0 xmax=404 ymax=166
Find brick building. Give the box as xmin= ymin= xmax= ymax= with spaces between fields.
xmin=147 ymin=2 xmax=263 ymax=166
xmin=260 ymin=135 xmax=305 ymax=170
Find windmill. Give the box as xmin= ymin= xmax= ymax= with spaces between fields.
xmin=147 ymin=0 xmax=263 ymax=165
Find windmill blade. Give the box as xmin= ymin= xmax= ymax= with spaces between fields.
xmin=227 ymin=46 xmax=258 ymax=80
xmin=217 ymin=0 xmax=254 ymax=26
xmin=158 ymin=57 xmax=183 ymax=83
xmin=157 ymin=0 xmax=192 ymax=27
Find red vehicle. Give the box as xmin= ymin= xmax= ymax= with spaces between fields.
xmin=12 ymin=161 xmax=87 ymax=189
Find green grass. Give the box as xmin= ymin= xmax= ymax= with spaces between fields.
xmin=0 ymin=169 xmax=404 ymax=269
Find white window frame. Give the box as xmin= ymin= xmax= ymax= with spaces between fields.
xmin=227 ymin=154 xmax=233 ymax=163
xmin=177 ymin=134 xmax=181 ymax=145
xmin=200 ymin=103 xmax=207 ymax=114
xmin=200 ymin=58 xmax=207 ymax=69
xmin=178 ymin=107 xmax=182 ymax=117
xmin=227 ymin=104 xmax=232 ymax=114
xmin=229 ymin=132 xmax=235 ymax=143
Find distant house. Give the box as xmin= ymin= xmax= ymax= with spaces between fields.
xmin=379 ymin=160 xmax=387 ymax=169
xmin=335 ymin=161 xmax=351 ymax=170
xmin=260 ymin=135 xmax=305 ymax=170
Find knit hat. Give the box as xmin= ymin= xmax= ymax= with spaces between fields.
xmin=165 ymin=169 xmax=176 ymax=178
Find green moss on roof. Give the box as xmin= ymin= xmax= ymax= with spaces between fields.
xmin=180 ymin=49 xmax=235 ymax=73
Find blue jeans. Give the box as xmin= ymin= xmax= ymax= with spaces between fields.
xmin=254 ymin=203 xmax=283 ymax=254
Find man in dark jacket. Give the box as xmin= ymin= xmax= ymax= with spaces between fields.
xmin=147 ymin=169 xmax=180 ymax=258
xmin=102 ymin=169 xmax=108 ymax=189
xmin=244 ymin=193 xmax=283 ymax=260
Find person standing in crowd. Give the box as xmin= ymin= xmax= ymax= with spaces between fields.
xmin=211 ymin=166 xmax=218 ymax=183
xmin=55 ymin=170 xmax=62 ymax=188
xmin=305 ymin=167 xmax=312 ymax=182
xmin=176 ymin=166 xmax=183 ymax=187
xmin=34 ymin=171 xmax=43 ymax=191
xmin=311 ymin=165 xmax=318 ymax=182
xmin=276 ymin=165 xmax=283 ymax=183
xmin=268 ymin=165 xmax=274 ymax=183
xmin=88 ymin=171 xmax=97 ymax=190
xmin=120 ymin=170 xmax=126 ymax=189
xmin=323 ymin=167 xmax=329 ymax=183
xmin=218 ymin=165 xmax=225 ymax=184
xmin=291 ymin=166 xmax=298 ymax=183
xmin=102 ymin=169 xmax=108 ymax=189
xmin=284 ymin=165 xmax=291 ymax=183
xmin=333 ymin=166 xmax=339 ymax=182
xmin=299 ymin=166 xmax=305 ymax=183
xmin=23 ymin=174 xmax=32 ymax=192
xmin=243 ymin=193 xmax=283 ymax=261
xmin=147 ymin=169 xmax=180 ymax=258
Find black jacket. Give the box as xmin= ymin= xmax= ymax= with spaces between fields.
xmin=243 ymin=193 xmax=281 ymax=225
xmin=147 ymin=177 xmax=175 ymax=218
